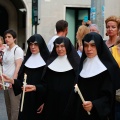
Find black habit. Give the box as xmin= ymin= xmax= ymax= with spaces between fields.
xmin=64 ymin=32 xmax=120 ymax=120
xmin=12 ymin=34 xmax=50 ymax=120
xmin=64 ymin=71 xmax=114 ymax=120
xmin=42 ymin=68 xmax=75 ymax=120
xmin=35 ymin=37 xmax=80 ymax=120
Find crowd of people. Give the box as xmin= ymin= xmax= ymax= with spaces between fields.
xmin=0 ymin=15 xmax=120 ymax=120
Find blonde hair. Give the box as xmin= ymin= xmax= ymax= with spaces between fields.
xmin=105 ymin=15 xmax=120 ymax=36
xmin=76 ymin=25 xmax=90 ymax=46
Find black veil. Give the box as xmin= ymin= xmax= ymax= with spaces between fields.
xmin=18 ymin=34 xmax=50 ymax=76
xmin=80 ymin=32 xmax=120 ymax=90
xmin=42 ymin=36 xmax=80 ymax=78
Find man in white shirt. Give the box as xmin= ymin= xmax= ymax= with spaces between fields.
xmin=47 ymin=20 xmax=68 ymax=52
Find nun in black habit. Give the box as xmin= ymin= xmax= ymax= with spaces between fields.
xmin=3 ymin=34 xmax=50 ymax=120
xmin=23 ymin=36 xmax=80 ymax=120
xmin=64 ymin=32 xmax=120 ymax=120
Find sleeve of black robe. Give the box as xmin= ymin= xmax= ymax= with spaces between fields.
xmin=35 ymin=69 xmax=48 ymax=101
xmin=91 ymin=72 xmax=114 ymax=119
xmin=63 ymin=71 xmax=114 ymax=120
xmin=12 ymin=71 xmax=24 ymax=96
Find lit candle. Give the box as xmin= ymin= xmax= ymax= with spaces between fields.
xmin=0 ymin=71 xmax=5 ymax=90
xmin=74 ymin=84 xmax=91 ymax=115
xmin=20 ymin=73 xmax=27 ymax=112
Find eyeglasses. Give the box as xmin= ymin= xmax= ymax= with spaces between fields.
xmin=29 ymin=42 xmax=38 ymax=47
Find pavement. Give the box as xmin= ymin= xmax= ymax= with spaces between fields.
xmin=0 ymin=90 xmax=8 ymax=120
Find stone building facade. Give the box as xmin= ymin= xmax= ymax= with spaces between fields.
xmin=0 ymin=0 xmax=119 ymax=51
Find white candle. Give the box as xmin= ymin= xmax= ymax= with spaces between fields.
xmin=0 ymin=71 xmax=5 ymax=90
xmin=20 ymin=73 xmax=27 ymax=112
xmin=24 ymin=74 xmax=27 ymax=83
xmin=74 ymin=84 xmax=91 ymax=115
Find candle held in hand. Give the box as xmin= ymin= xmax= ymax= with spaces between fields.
xmin=74 ymin=84 xmax=91 ymax=115
xmin=20 ymin=73 xmax=27 ymax=112
xmin=0 ymin=71 xmax=5 ymax=90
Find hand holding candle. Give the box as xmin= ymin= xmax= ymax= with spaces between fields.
xmin=74 ymin=84 xmax=91 ymax=115
xmin=20 ymin=73 xmax=27 ymax=112
xmin=0 ymin=71 xmax=5 ymax=90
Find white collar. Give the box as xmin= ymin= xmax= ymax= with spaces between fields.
xmin=80 ymin=55 xmax=107 ymax=78
xmin=25 ymin=53 xmax=46 ymax=68
xmin=48 ymin=55 xmax=73 ymax=72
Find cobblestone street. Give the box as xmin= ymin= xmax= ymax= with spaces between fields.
xmin=0 ymin=90 xmax=8 ymax=120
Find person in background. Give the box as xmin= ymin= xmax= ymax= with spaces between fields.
xmin=0 ymin=36 xmax=7 ymax=71
xmin=105 ymin=15 xmax=120 ymax=48
xmin=89 ymin=24 xmax=100 ymax=33
xmin=82 ymin=20 xmax=87 ymax=26
xmin=76 ymin=25 xmax=90 ymax=57
xmin=111 ymin=36 xmax=120 ymax=67
xmin=19 ymin=36 xmax=80 ymax=120
xmin=2 ymin=29 xmax=24 ymax=120
xmin=82 ymin=20 xmax=92 ymax=27
xmin=2 ymin=34 xmax=50 ymax=120
xmin=0 ymin=36 xmax=7 ymax=52
xmin=47 ymin=20 xmax=68 ymax=52
xmin=64 ymin=32 xmax=120 ymax=120
xmin=105 ymin=15 xmax=120 ymax=120
xmin=111 ymin=36 xmax=120 ymax=120
xmin=86 ymin=20 xmax=92 ymax=27
xmin=77 ymin=45 xmax=83 ymax=57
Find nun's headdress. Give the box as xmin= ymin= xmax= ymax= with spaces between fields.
xmin=19 ymin=34 xmax=50 ymax=75
xmin=43 ymin=36 xmax=80 ymax=76
xmin=25 ymin=34 xmax=50 ymax=62
xmin=80 ymin=32 xmax=120 ymax=89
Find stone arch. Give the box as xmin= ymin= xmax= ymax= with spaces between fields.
xmin=0 ymin=0 xmax=17 ymax=34
xmin=0 ymin=0 xmax=32 ymax=51
xmin=0 ymin=6 xmax=8 ymax=37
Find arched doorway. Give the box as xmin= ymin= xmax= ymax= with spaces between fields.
xmin=0 ymin=6 xmax=8 ymax=38
xmin=0 ymin=0 xmax=27 ymax=50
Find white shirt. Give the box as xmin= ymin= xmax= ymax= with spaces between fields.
xmin=77 ymin=50 xmax=82 ymax=57
xmin=3 ymin=45 xmax=24 ymax=78
xmin=47 ymin=35 xmax=59 ymax=52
